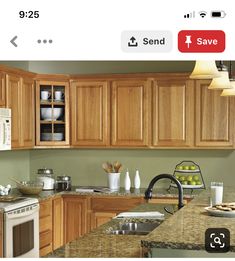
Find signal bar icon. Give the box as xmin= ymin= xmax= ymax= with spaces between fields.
xmin=184 ymin=11 xmax=195 ymax=18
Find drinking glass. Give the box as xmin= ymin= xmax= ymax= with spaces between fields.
xmin=210 ymin=182 xmax=223 ymax=206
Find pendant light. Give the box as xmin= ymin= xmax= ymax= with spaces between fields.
xmin=221 ymin=61 xmax=235 ymax=96
xmin=208 ymin=61 xmax=231 ymax=90
xmin=190 ymin=60 xmax=220 ymax=79
xmin=220 ymin=80 xmax=235 ymax=96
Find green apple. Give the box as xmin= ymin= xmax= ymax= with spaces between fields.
xmin=183 ymin=166 xmax=189 ymax=170
xmin=179 ymin=176 xmax=185 ymax=182
xmin=189 ymin=181 xmax=196 ymax=186
xmin=182 ymin=181 xmax=188 ymax=185
xmin=187 ymin=175 xmax=193 ymax=182
xmin=189 ymin=165 xmax=196 ymax=170
xmin=177 ymin=166 xmax=183 ymax=170
xmin=196 ymin=181 xmax=202 ymax=185
xmin=193 ymin=175 xmax=200 ymax=181
xmin=175 ymin=174 xmax=180 ymax=180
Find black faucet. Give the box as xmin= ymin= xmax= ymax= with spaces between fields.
xmin=145 ymin=174 xmax=184 ymax=210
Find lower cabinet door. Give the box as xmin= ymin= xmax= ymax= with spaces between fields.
xmin=39 ymin=199 xmax=53 ymax=257
xmin=53 ymin=197 xmax=64 ymax=250
xmin=63 ymin=197 xmax=87 ymax=244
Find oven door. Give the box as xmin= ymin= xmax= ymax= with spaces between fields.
xmin=4 ymin=204 xmax=39 ymax=258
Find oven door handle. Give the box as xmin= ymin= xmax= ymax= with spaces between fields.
xmin=5 ymin=205 xmax=39 ymax=220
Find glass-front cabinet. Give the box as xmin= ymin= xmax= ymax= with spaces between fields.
xmin=36 ymin=80 xmax=70 ymax=146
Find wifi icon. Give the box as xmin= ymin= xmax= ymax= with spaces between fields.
xmin=199 ymin=11 xmax=207 ymax=18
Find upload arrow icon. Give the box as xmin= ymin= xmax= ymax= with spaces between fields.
xmin=128 ymin=36 xmax=138 ymax=47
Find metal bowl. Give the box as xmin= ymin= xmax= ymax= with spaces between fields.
xmin=17 ymin=181 xmax=44 ymax=195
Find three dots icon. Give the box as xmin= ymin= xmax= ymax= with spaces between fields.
xmin=37 ymin=39 xmax=53 ymax=44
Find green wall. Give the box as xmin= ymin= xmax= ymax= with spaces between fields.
xmin=0 ymin=151 xmax=30 ymax=186
xmin=28 ymin=61 xmax=195 ymax=74
xmin=29 ymin=149 xmax=234 ymax=188
xmin=0 ymin=61 xmax=29 ymax=71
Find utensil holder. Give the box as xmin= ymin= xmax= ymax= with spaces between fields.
xmin=107 ymin=173 xmax=120 ymax=191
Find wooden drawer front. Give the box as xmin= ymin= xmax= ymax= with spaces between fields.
xmin=40 ymin=229 xmax=53 ymax=257
xmin=40 ymin=230 xmax=52 ymax=249
xmin=91 ymin=197 xmax=142 ymax=211
xmin=40 ymin=216 xmax=52 ymax=233
xmin=40 ymin=199 xmax=52 ymax=218
xmin=40 ymin=244 xmax=52 ymax=257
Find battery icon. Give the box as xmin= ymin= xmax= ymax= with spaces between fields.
xmin=211 ymin=11 xmax=226 ymax=18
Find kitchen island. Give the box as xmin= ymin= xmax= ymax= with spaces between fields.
xmin=46 ymin=187 xmax=235 ymax=258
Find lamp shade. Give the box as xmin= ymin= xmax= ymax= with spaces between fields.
xmin=221 ymin=80 xmax=235 ymax=96
xmin=208 ymin=71 xmax=231 ymax=90
xmin=190 ymin=61 xmax=220 ymax=79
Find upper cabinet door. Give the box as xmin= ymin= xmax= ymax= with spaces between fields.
xmin=0 ymin=72 xmax=5 ymax=107
xmin=71 ymin=81 xmax=109 ymax=146
xmin=36 ymin=80 xmax=70 ymax=146
xmin=152 ymin=79 xmax=194 ymax=147
xmin=111 ymin=80 xmax=150 ymax=147
xmin=196 ymin=80 xmax=234 ymax=147
xmin=6 ymin=74 xmax=22 ymax=148
xmin=21 ymin=78 xmax=35 ymax=148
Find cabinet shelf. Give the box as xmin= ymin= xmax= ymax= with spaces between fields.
xmin=40 ymin=101 xmax=65 ymax=106
xmin=40 ymin=120 xmax=65 ymax=124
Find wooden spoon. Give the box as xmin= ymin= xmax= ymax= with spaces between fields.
xmin=102 ymin=162 xmax=110 ymax=173
xmin=113 ymin=161 xmax=122 ymax=173
xmin=106 ymin=162 xmax=113 ymax=173
xmin=10 ymin=177 xmax=22 ymax=186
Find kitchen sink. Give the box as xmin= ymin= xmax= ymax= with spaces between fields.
xmin=109 ymin=221 xmax=162 ymax=236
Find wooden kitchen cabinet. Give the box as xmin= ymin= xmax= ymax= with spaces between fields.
xmin=6 ymin=74 xmax=35 ymax=149
xmin=53 ymin=196 xmax=64 ymax=250
xmin=195 ymin=80 xmax=234 ymax=147
xmin=63 ymin=196 xmax=88 ymax=244
xmin=152 ymin=78 xmax=194 ymax=147
xmin=35 ymin=80 xmax=70 ymax=147
xmin=6 ymin=74 xmax=21 ymax=148
xmin=21 ymin=78 xmax=35 ymax=147
xmin=39 ymin=199 xmax=53 ymax=257
xmin=0 ymin=72 xmax=5 ymax=107
xmin=90 ymin=197 xmax=143 ymax=230
xmin=70 ymin=80 xmax=109 ymax=146
xmin=111 ymin=80 xmax=151 ymax=147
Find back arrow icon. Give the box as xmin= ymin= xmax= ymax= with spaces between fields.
xmin=10 ymin=36 xmax=18 ymax=47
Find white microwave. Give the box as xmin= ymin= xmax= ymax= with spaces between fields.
xmin=0 ymin=108 xmax=11 ymax=151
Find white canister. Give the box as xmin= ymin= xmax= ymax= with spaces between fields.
xmin=37 ymin=176 xmax=55 ymax=190
xmin=37 ymin=168 xmax=55 ymax=190
xmin=107 ymin=173 xmax=120 ymax=191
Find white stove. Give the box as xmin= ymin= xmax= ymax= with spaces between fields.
xmin=2 ymin=197 xmax=40 ymax=258
xmin=0 ymin=197 xmax=38 ymax=212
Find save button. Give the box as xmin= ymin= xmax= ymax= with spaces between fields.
xmin=178 ymin=30 xmax=225 ymax=53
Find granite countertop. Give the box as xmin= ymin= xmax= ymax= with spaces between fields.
xmin=47 ymin=186 xmax=235 ymax=258
xmin=1 ymin=186 xmax=198 ymax=203
xmin=141 ymin=186 xmax=235 ymax=252
xmin=0 ymin=186 xmax=197 ymax=213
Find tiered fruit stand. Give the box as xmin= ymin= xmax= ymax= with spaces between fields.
xmin=169 ymin=160 xmax=206 ymax=193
